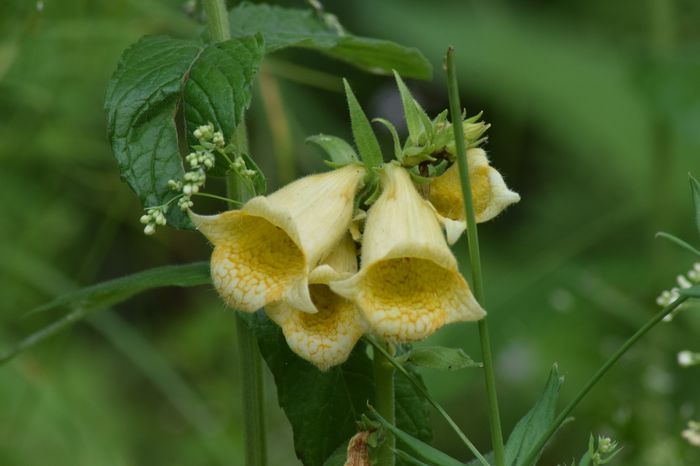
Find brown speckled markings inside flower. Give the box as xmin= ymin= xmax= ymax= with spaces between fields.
xmin=190 ymin=164 xmax=365 ymax=313
xmin=331 ymin=163 xmax=485 ymax=342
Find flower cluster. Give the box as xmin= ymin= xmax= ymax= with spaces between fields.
xmin=683 ymin=420 xmax=700 ymax=447
xmin=589 ymin=435 xmax=621 ymax=465
xmin=192 ymin=149 xmax=518 ymax=369
xmin=657 ymin=262 xmax=700 ymax=321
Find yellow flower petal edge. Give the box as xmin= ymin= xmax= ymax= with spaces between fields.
xmin=266 ymin=235 xmax=367 ymax=370
xmin=191 ymin=164 xmax=365 ymax=313
xmin=429 ymin=148 xmax=520 ymax=226
xmin=331 ymin=164 xmax=485 ymax=342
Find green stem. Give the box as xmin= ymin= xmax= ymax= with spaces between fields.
xmin=521 ymin=296 xmax=689 ymax=465
xmin=235 ymin=313 xmax=267 ymax=466
xmin=367 ymin=338 xmax=490 ymax=466
xmin=203 ymin=0 xmax=266 ymax=453
xmin=203 ymin=0 xmax=230 ymax=42
xmin=373 ymin=340 xmax=396 ymax=466
xmin=445 ymin=47 xmax=506 ymax=466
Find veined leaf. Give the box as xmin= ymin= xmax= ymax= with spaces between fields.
xmin=105 ymin=35 xmax=264 ymax=228
xmin=343 ymin=79 xmax=383 ymax=170
xmin=505 ymin=365 xmax=565 ymax=466
xmin=396 ymin=346 xmax=481 ymax=371
xmin=229 ymin=2 xmax=432 ymax=79
xmin=241 ymin=312 xmax=375 ymax=466
xmin=1 ymin=262 xmax=211 ymax=365
xmin=395 ymin=365 xmax=433 ymax=461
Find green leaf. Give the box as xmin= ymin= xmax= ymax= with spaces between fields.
xmin=393 ymin=449 xmax=432 ymax=466
xmin=371 ymin=407 xmax=465 ymax=466
xmin=394 ymin=71 xmax=424 ymax=145
xmin=105 ymin=35 xmax=264 ymax=228
xmin=505 ymin=365 xmax=565 ymax=466
xmin=307 ymin=134 xmax=359 ymax=165
xmin=655 ymin=232 xmax=700 ymax=257
xmin=397 ymin=346 xmax=482 ymax=371
xmin=680 ymin=284 xmax=700 ymax=298
xmin=690 ymin=174 xmax=700 ymax=237
xmin=241 ymin=312 xmax=375 ymax=466
xmin=229 ymin=3 xmax=432 ymax=79
xmin=1 ymin=262 xmax=211 ymax=365
xmin=395 ymin=366 xmax=433 ymax=466
xmin=343 ymin=79 xmax=383 ymax=170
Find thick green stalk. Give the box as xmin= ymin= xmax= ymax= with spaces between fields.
xmin=445 ymin=47 xmax=506 ymax=466
xmin=203 ymin=0 xmax=230 ymax=42
xmin=202 ymin=2 xmax=266 ymax=461
xmin=373 ymin=340 xmax=396 ymax=466
xmin=521 ymin=296 xmax=689 ymax=465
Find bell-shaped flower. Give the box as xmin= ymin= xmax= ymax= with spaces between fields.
xmin=429 ymin=148 xmax=519 ymax=229
xmin=266 ymin=235 xmax=367 ymax=370
xmin=331 ymin=163 xmax=485 ymax=342
xmin=191 ymin=164 xmax=365 ymax=313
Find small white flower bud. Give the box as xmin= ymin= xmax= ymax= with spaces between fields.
xmin=678 ymin=350 xmax=700 ymax=367
xmin=677 ymin=275 xmax=692 ymax=289
xmin=143 ymin=224 xmax=156 ymax=235
xmin=139 ymin=214 xmax=151 ymax=224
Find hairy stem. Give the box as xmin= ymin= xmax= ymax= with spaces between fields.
xmin=203 ymin=0 xmax=230 ymax=42
xmin=445 ymin=47 xmax=506 ymax=466
xmin=373 ymin=340 xmax=396 ymax=466
xmin=521 ymin=296 xmax=689 ymax=465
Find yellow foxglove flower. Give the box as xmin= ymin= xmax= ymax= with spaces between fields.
xmin=429 ymin=148 xmax=519 ymax=229
xmin=191 ymin=164 xmax=365 ymax=313
xmin=266 ymin=235 xmax=366 ymax=370
xmin=331 ymin=164 xmax=485 ymax=342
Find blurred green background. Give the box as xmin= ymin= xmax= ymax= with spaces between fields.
xmin=1 ymin=0 xmax=699 ymax=464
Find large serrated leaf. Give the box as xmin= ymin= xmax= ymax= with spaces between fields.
xmin=105 ymin=35 xmax=264 ymax=228
xmin=241 ymin=312 xmax=375 ymax=466
xmin=505 ymin=365 xmax=565 ymax=466
xmin=395 ymin=366 xmax=433 ymax=465
xmin=229 ymin=2 xmax=432 ymax=79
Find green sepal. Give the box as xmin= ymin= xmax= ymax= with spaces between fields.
xmin=409 ymin=171 xmax=432 ymax=185
xmin=343 ymin=79 xmax=383 ymax=170
xmin=307 ymin=133 xmax=359 ymax=165
xmin=373 ymin=117 xmax=403 ymax=163
xmin=396 ymin=346 xmax=482 ymax=371
xmin=393 ymin=71 xmax=424 ymax=145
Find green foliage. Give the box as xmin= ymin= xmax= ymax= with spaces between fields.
xmin=0 ymin=262 xmax=211 ymax=365
xmin=397 ymin=346 xmax=481 ymax=372
xmin=371 ymin=408 xmax=465 ymax=466
xmin=679 ymin=284 xmax=700 ymax=298
xmin=228 ymin=3 xmax=432 ymax=79
xmin=505 ymin=365 xmax=565 ymax=466
xmin=105 ymin=35 xmax=264 ymax=228
xmin=343 ymin=79 xmax=384 ymax=171
xmin=393 ymin=71 xmax=425 ymax=145
xmin=395 ymin=366 xmax=433 ymax=451
xmin=307 ymin=134 xmax=359 ymax=166
xmin=242 ymin=311 xmax=375 ymax=466
xmin=655 ymin=232 xmax=700 ymax=257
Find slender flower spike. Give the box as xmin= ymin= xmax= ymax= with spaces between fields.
xmin=266 ymin=235 xmax=367 ymax=370
xmin=191 ymin=164 xmax=365 ymax=313
xmin=429 ymin=148 xmax=520 ymax=230
xmin=331 ymin=163 xmax=485 ymax=342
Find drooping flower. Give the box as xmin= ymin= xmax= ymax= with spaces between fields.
xmin=331 ymin=163 xmax=485 ymax=342
xmin=429 ymin=148 xmax=520 ymax=227
xmin=191 ymin=164 xmax=365 ymax=313
xmin=266 ymin=235 xmax=367 ymax=370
